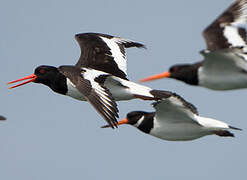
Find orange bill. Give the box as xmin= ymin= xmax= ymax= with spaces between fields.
xmin=101 ymin=118 xmax=128 ymax=128
xmin=7 ymin=74 xmax=37 ymax=89
xmin=140 ymin=71 xmax=171 ymax=82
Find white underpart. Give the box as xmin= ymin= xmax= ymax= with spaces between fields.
xmin=223 ymin=26 xmax=246 ymax=47
xmin=66 ymin=67 xmax=154 ymax=102
xmin=134 ymin=116 xmax=145 ymax=128
xmin=104 ymin=76 xmax=153 ymax=101
xmin=66 ymin=78 xmax=86 ymax=101
xmin=100 ymin=36 xmax=127 ymax=75
xmin=199 ymin=49 xmax=247 ymax=90
xmin=149 ymin=96 xmax=232 ymax=141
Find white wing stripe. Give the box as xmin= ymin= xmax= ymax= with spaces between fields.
xmin=82 ymin=68 xmax=114 ymax=108
xmin=100 ymin=36 xmax=127 ymax=75
xmin=223 ymin=26 xmax=246 ymax=47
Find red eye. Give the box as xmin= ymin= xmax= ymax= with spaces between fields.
xmin=171 ymin=67 xmax=178 ymax=72
xmin=39 ymin=69 xmax=45 ymax=74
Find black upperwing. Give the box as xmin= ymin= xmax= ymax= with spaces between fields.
xmin=74 ymin=33 xmax=145 ymax=80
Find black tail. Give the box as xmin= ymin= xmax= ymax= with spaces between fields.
xmin=214 ymin=130 xmax=234 ymax=137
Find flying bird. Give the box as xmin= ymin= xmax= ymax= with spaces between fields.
xmin=102 ymin=90 xmax=241 ymax=141
xmin=0 ymin=116 xmax=6 ymax=120
xmin=140 ymin=0 xmax=247 ymax=90
xmin=8 ymin=33 xmax=163 ymax=128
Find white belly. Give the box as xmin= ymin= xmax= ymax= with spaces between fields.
xmin=65 ymin=77 xmax=142 ymax=101
xmin=199 ymin=67 xmax=247 ymax=90
xmin=66 ymin=79 xmax=86 ymax=101
xmin=150 ymin=122 xmax=211 ymax=141
xmin=103 ymin=78 xmax=134 ymax=101
xmin=199 ymin=50 xmax=247 ymax=90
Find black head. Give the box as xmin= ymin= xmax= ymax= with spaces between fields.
xmin=8 ymin=65 xmax=67 ymax=95
xmin=127 ymin=111 xmax=155 ymax=133
xmin=101 ymin=111 xmax=147 ymax=128
xmin=101 ymin=111 xmax=154 ymax=133
xmin=168 ymin=63 xmax=200 ymax=85
xmin=126 ymin=111 xmax=147 ymax=126
xmin=140 ymin=62 xmax=201 ymax=85
xmin=34 ymin=65 xmax=60 ymax=85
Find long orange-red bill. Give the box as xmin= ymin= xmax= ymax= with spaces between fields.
xmin=140 ymin=71 xmax=171 ymax=82
xmin=101 ymin=118 xmax=128 ymax=128
xmin=7 ymin=74 xmax=37 ymax=89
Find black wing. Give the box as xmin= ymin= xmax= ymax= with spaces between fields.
xmin=74 ymin=32 xmax=145 ymax=80
xmin=203 ymin=0 xmax=247 ymax=51
xmin=59 ymin=66 xmax=119 ymax=128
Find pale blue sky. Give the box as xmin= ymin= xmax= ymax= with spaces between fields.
xmin=1 ymin=0 xmax=246 ymax=179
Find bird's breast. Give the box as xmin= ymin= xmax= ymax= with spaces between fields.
xmin=199 ymin=50 xmax=247 ymax=90
xmin=150 ymin=118 xmax=209 ymax=141
xmin=66 ymin=79 xmax=86 ymax=101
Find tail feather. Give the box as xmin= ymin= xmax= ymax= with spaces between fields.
xmin=214 ymin=130 xmax=235 ymax=137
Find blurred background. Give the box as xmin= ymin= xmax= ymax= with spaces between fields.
xmin=0 ymin=0 xmax=245 ymax=179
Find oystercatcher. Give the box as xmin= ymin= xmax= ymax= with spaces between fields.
xmin=0 ymin=116 xmax=6 ymax=120
xmin=140 ymin=0 xmax=247 ymax=90
xmin=8 ymin=33 xmax=162 ymax=128
xmin=102 ymin=90 xmax=241 ymax=141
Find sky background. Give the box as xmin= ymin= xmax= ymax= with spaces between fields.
xmin=0 ymin=0 xmax=246 ymax=179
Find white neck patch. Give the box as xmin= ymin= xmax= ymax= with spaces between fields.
xmin=134 ymin=116 xmax=144 ymax=127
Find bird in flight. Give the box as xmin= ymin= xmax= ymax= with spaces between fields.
xmin=140 ymin=0 xmax=247 ymax=90
xmin=0 ymin=116 xmax=6 ymax=120
xmin=8 ymin=33 xmax=164 ymax=128
xmin=102 ymin=90 xmax=241 ymax=141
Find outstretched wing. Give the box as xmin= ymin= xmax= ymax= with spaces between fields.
xmin=151 ymin=90 xmax=199 ymax=124
xmin=59 ymin=66 xmax=119 ymax=128
xmin=203 ymin=0 xmax=247 ymax=51
xmin=74 ymin=33 xmax=145 ymax=80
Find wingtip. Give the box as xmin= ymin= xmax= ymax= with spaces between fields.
xmin=101 ymin=123 xmax=118 ymax=129
xmin=229 ymin=125 xmax=242 ymax=131
xmin=101 ymin=124 xmax=111 ymax=128
xmin=139 ymin=44 xmax=147 ymax=49
xmin=124 ymin=41 xmax=147 ymax=49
